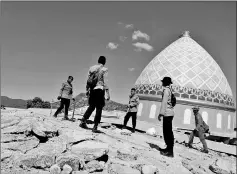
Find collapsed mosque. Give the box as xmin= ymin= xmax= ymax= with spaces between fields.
xmin=135 ymin=31 xmax=236 ymax=139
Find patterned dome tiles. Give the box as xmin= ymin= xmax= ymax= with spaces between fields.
xmin=135 ymin=31 xmax=235 ymax=108
xmin=135 ymin=31 xmax=233 ymax=97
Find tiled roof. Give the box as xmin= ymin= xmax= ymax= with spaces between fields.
xmin=135 ymin=31 xmax=233 ymax=97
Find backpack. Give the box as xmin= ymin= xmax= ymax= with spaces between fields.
xmin=86 ymin=66 xmax=102 ymax=90
xmin=202 ymin=120 xmax=209 ymax=133
xmin=169 ymin=88 xmax=176 ymax=107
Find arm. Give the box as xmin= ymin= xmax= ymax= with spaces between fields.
xmin=129 ymin=96 xmax=139 ymax=107
xmin=103 ymin=69 xmax=110 ymax=100
xmin=195 ymin=114 xmax=203 ymax=131
xmin=159 ymin=88 xmax=169 ymax=116
xmin=86 ymin=69 xmax=91 ymax=92
xmin=103 ymin=69 xmax=109 ymax=90
xmin=59 ymin=83 xmax=65 ymax=97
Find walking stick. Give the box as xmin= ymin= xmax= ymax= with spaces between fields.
xmin=50 ymin=99 xmax=53 ymax=116
xmin=70 ymin=100 xmax=76 ymax=122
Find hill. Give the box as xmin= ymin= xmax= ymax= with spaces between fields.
xmin=1 ymin=96 xmax=27 ymax=109
xmin=52 ymin=93 xmax=128 ymax=112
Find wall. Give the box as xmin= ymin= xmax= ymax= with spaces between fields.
xmin=137 ymin=99 xmax=236 ymax=138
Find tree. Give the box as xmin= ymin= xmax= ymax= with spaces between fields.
xmin=32 ymin=97 xmax=43 ymax=105
xmin=26 ymin=100 xmax=33 ymax=109
xmin=42 ymin=101 xmax=51 ymax=108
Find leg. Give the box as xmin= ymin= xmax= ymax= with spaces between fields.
xmin=83 ymin=105 xmax=96 ymax=121
xmin=162 ymin=117 xmax=169 ymax=148
xmin=92 ymin=89 xmax=105 ymax=132
xmin=188 ymin=130 xmax=195 ymax=146
xmin=131 ymin=112 xmax=137 ymax=132
xmin=93 ymin=106 xmax=103 ymax=129
xmin=161 ymin=116 xmax=174 ymax=157
xmin=198 ymin=130 xmax=208 ymax=152
xmin=63 ymin=99 xmax=70 ymax=119
xmin=123 ymin=112 xmax=131 ymax=128
xmin=82 ymin=90 xmax=96 ymax=122
xmin=54 ymin=99 xmax=64 ymax=117
xmin=166 ymin=116 xmax=174 ymax=151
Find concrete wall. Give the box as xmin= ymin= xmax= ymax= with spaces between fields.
xmin=137 ymin=99 xmax=236 ymax=138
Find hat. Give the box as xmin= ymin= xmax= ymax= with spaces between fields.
xmin=161 ymin=77 xmax=173 ymax=84
xmin=192 ymin=106 xmax=200 ymax=111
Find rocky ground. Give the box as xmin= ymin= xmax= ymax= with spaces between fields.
xmin=1 ymin=108 xmax=236 ymax=174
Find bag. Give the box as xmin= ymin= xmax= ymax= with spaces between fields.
xmin=202 ymin=121 xmax=209 ymax=133
xmin=169 ymin=88 xmax=176 ymax=107
xmin=86 ymin=66 xmax=102 ymax=90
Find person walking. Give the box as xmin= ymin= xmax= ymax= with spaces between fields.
xmin=79 ymin=56 xmax=110 ymax=133
xmin=53 ymin=76 xmax=75 ymax=120
xmin=186 ymin=106 xmax=210 ymax=153
xmin=122 ymin=88 xmax=139 ymax=133
xmin=158 ymin=76 xmax=175 ymax=158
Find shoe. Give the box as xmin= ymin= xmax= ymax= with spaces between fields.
xmin=132 ymin=129 xmax=135 ymax=133
xmin=186 ymin=143 xmax=192 ymax=148
xmin=160 ymin=150 xmax=174 ymax=158
xmin=159 ymin=147 xmax=168 ymax=152
xmin=53 ymin=115 xmax=57 ymax=118
xmin=92 ymin=126 xmax=100 ymax=133
xmin=62 ymin=117 xmax=69 ymax=121
xmin=200 ymin=149 xmax=208 ymax=153
xmin=122 ymin=126 xmax=126 ymax=130
xmin=79 ymin=122 xmax=88 ymax=129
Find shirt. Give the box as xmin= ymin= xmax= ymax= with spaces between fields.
xmin=194 ymin=112 xmax=209 ymax=132
xmin=87 ymin=64 xmax=109 ymax=91
xmin=128 ymin=94 xmax=139 ymax=112
xmin=59 ymin=81 xmax=73 ymax=100
xmin=159 ymin=86 xmax=175 ymax=117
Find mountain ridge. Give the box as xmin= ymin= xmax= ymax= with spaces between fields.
xmin=1 ymin=94 xmax=127 ymax=111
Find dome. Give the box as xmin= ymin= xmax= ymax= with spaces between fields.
xmin=135 ymin=31 xmax=235 ymax=108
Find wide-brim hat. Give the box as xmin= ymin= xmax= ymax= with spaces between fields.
xmin=192 ymin=106 xmax=200 ymax=111
xmin=161 ymin=77 xmax=173 ymax=84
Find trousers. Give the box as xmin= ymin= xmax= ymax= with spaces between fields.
xmin=163 ymin=116 xmax=174 ymax=150
xmin=123 ymin=112 xmax=137 ymax=130
xmin=188 ymin=129 xmax=208 ymax=150
xmin=54 ymin=98 xmax=70 ymax=117
xmin=82 ymin=89 xmax=105 ymax=127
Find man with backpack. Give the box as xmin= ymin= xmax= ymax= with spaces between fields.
xmin=79 ymin=56 xmax=110 ymax=133
xmin=186 ymin=106 xmax=210 ymax=153
xmin=53 ymin=76 xmax=75 ymax=120
xmin=158 ymin=76 xmax=176 ymax=158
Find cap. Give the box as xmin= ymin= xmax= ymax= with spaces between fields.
xmin=192 ymin=106 xmax=200 ymax=111
xmin=161 ymin=77 xmax=173 ymax=84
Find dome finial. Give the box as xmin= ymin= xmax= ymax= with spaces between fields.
xmin=182 ymin=31 xmax=190 ymax=37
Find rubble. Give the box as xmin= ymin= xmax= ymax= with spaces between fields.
xmin=1 ymin=108 xmax=236 ymax=174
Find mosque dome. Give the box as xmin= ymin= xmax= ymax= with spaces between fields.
xmin=135 ymin=31 xmax=235 ymax=109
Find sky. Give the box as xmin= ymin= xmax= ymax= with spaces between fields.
xmin=1 ymin=1 xmax=236 ymax=104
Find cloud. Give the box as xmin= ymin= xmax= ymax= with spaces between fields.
xmin=119 ymin=36 xmax=127 ymax=42
xmin=132 ymin=30 xmax=150 ymax=41
xmin=106 ymin=42 xmax=119 ymax=50
xmin=117 ymin=22 xmax=134 ymax=29
xmin=128 ymin=68 xmax=135 ymax=71
xmin=133 ymin=42 xmax=153 ymax=52
xmin=125 ymin=24 xmax=134 ymax=29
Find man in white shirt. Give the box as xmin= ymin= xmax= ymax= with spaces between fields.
xmin=80 ymin=56 xmax=110 ymax=133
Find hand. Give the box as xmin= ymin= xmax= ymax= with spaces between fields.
xmin=158 ymin=114 xmax=163 ymax=121
xmin=57 ymin=96 xmax=61 ymax=100
xmin=86 ymin=91 xmax=90 ymax=97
